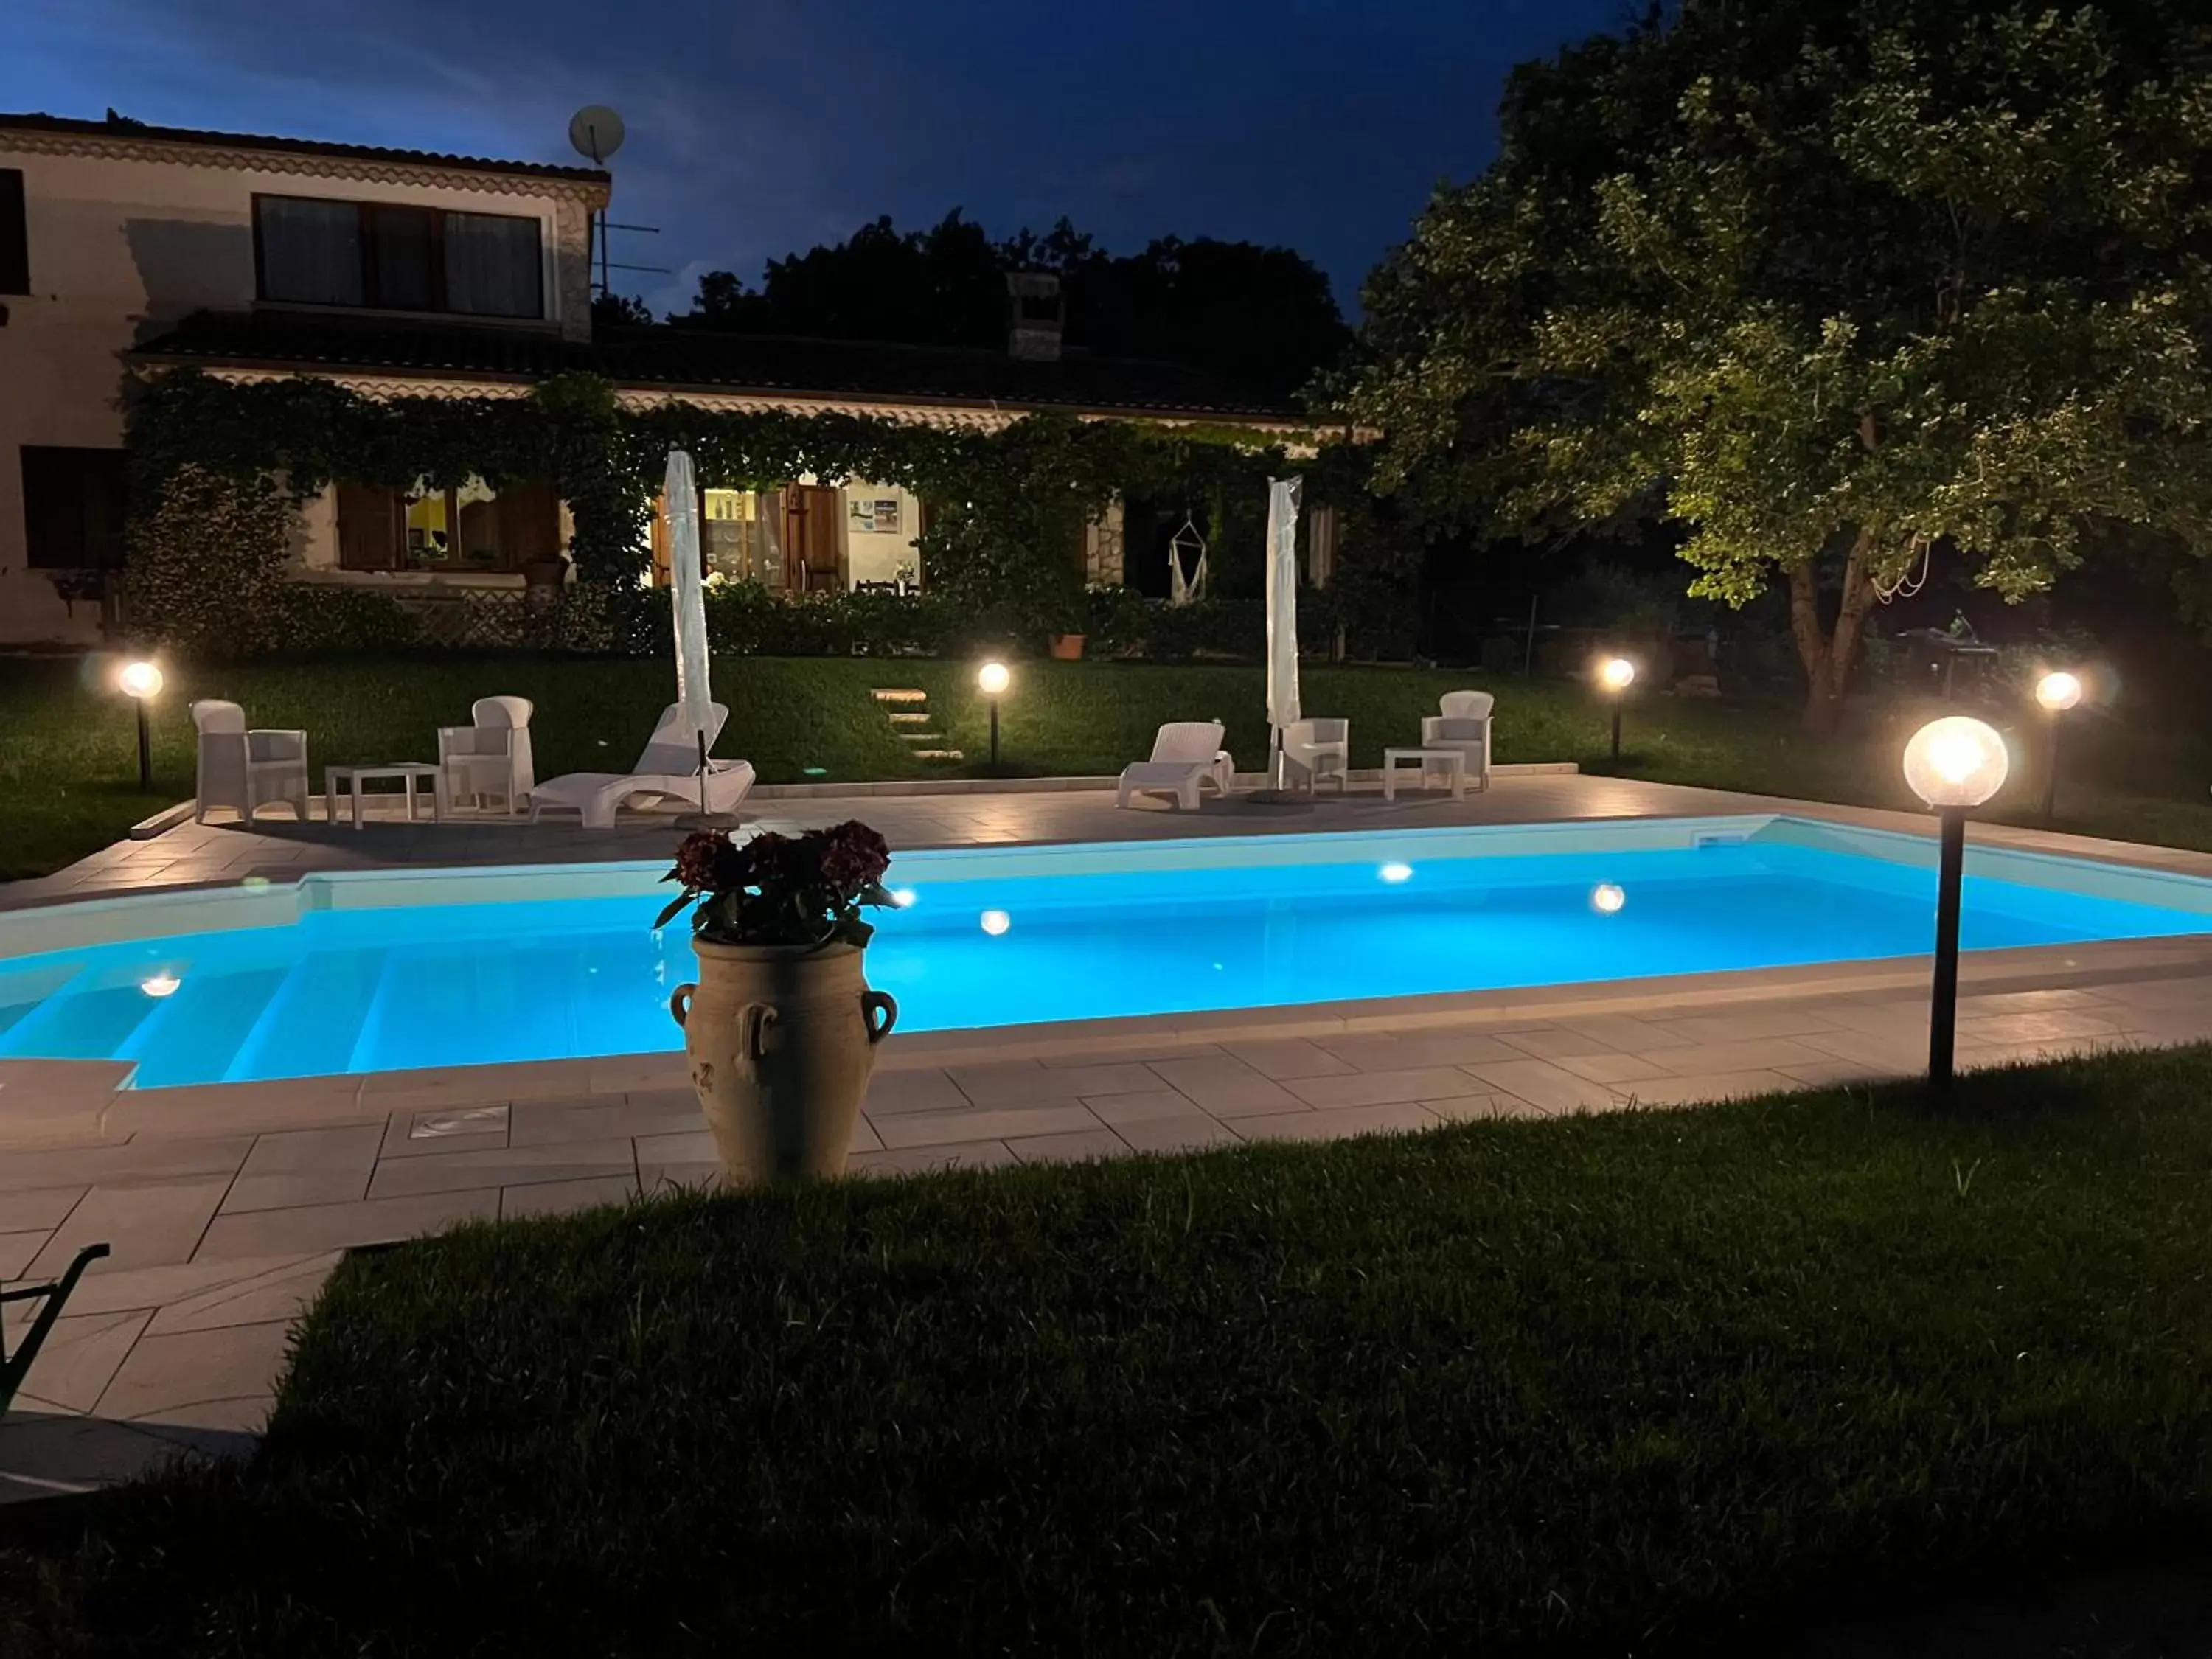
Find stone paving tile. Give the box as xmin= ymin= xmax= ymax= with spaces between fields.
xmin=0 ymin=1231 xmax=47 ymax=1279
xmin=1773 ymin=1057 xmax=1916 ymax=1089
xmin=2107 ymin=1008 xmax=2212 ymax=1043
xmin=501 ymin=1174 xmax=641 ymax=1220
xmin=0 ymin=1137 xmax=254 ymax=1196
xmin=1644 ymin=1037 xmax=1837 ymax=1076
xmin=367 ymin=1137 xmax=638 ymax=1200
xmin=1234 ymin=1101 xmax=1441 ymax=1144
xmin=1958 ymin=987 xmax=2116 ymax=1015
xmin=1558 ymin=1015 xmax=1702 ymax=1051
xmin=1797 ymin=1030 xmax=1933 ymax=1071
xmin=1646 ymin=1009 xmax=1848 ymax=1043
xmin=142 ymin=1255 xmax=341 ymax=1337
xmin=585 ymin=1054 xmax=689 ymax=1095
xmin=1461 ymin=1058 xmax=1627 ymax=1115
xmin=0 ymin=1186 xmax=86 ymax=1234
xmin=1283 ymin=1065 xmax=1490 ymax=1109
xmin=639 ymin=1162 xmax=723 ymax=1195
xmin=1318 ymin=1031 xmax=1530 ymax=1068
xmin=1217 ymin=1038 xmax=1357 ymax=1079
xmin=99 ymin=1318 xmax=295 ymax=1422
xmin=8 ymin=1309 xmax=153 ymax=1412
xmin=1083 ymin=1088 xmax=1218 ymax=1127
xmin=2076 ymin=975 xmax=2212 ymax=1011
xmin=947 ymin=1060 xmax=1162 ymax=1106
xmin=634 ymin=1129 xmax=715 ymax=1168
xmin=194 ymin=1188 xmax=500 ymax=1261
xmin=1812 ymin=1001 xmax=1935 ymax=1038
xmin=1007 ymin=1128 xmax=1130 ymax=1164
xmin=863 ymin=1068 xmax=970 ymax=1116
xmin=0 ymin=1413 xmax=193 ymax=1503
xmin=1142 ymin=1056 xmax=1304 ymax=1116
xmin=222 ymin=1123 xmax=383 ymax=1213
xmin=848 ymin=1140 xmax=1023 ymax=1176
xmin=360 ymin=1060 xmax=597 ymax=1107
xmin=874 ymin=1103 xmax=1103 ymax=1150
xmin=30 ymin=1178 xmax=232 ymax=1276
xmin=1615 ymin=1069 xmax=1799 ymax=1107
xmin=1493 ymin=1026 xmax=1633 ymax=1062
xmin=1094 ymin=1116 xmax=1245 ymax=1154
xmin=507 ymin=1093 xmax=700 ymax=1147
xmin=1955 ymin=1009 xmax=2129 ymax=1044
xmin=1547 ymin=1049 xmax=1679 ymax=1085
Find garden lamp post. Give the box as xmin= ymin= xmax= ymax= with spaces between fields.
xmin=1598 ymin=656 xmax=1635 ymax=760
xmin=978 ymin=660 xmax=1010 ymax=771
xmin=118 ymin=660 xmax=163 ymax=793
xmin=1902 ymin=715 xmax=2010 ymax=1089
xmin=2034 ymin=670 xmax=2081 ymax=822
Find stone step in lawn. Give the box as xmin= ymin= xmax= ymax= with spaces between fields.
xmin=887 ymin=712 xmax=932 ymax=725
xmin=911 ymin=748 xmax=964 ymax=761
xmin=870 ymin=688 xmax=928 ymax=704
xmin=897 ymin=731 xmax=945 ymax=742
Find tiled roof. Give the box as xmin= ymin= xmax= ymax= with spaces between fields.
xmin=0 ymin=111 xmax=608 ymax=184
xmin=131 ymin=310 xmax=1304 ymax=422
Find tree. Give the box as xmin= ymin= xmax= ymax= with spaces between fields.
xmin=591 ymin=291 xmax=656 ymax=331
xmin=1350 ymin=0 xmax=2212 ymax=729
xmin=678 ymin=213 xmax=1349 ymax=399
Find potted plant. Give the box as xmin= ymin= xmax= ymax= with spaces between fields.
xmin=521 ymin=549 xmax=570 ymax=611
xmin=659 ymin=822 xmax=900 ymax=1183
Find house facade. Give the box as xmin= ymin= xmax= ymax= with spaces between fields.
xmin=1 ymin=112 xmax=1315 ymax=649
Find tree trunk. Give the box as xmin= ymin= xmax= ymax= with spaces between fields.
xmin=1788 ymin=531 xmax=1877 ymax=736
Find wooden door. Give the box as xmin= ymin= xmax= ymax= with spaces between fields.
xmin=779 ymin=485 xmax=843 ymax=593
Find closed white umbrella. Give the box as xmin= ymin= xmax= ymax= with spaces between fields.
xmin=665 ymin=450 xmax=714 ymax=801
xmin=1264 ymin=476 xmax=1303 ymax=787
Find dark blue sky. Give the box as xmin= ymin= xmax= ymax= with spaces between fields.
xmin=4 ymin=0 xmax=1622 ymax=319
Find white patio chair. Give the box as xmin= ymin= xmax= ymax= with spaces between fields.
xmin=530 ymin=701 xmax=756 ymax=829
xmin=1280 ymin=717 xmax=1349 ymax=793
xmin=1422 ymin=691 xmax=1494 ymax=793
xmin=190 ymin=699 xmax=310 ymax=824
xmin=438 ymin=695 xmax=535 ymax=815
xmin=1116 ymin=720 xmax=1234 ymax=810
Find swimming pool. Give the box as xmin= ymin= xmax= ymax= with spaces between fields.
xmin=1 ymin=815 xmax=2206 ymax=1088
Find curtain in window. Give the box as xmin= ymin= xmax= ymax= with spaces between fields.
xmin=370 ymin=206 xmax=434 ymax=311
xmin=260 ymin=198 xmax=363 ymax=305
xmin=445 ymin=213 xmax=542 ymax=318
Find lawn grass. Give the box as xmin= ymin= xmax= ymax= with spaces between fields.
xmin=7 ymin=1048 xmax=2212 ymax=1655
xmin=5 ymin=651 xmax=2211 ymax=878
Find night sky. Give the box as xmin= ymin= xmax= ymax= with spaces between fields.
xmin=4 ymin=0 xmax=1622 ymax=319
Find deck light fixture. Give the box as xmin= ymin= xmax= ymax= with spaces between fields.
xmin=138 ymin=972 xmax=181 ymax=998
xmin=1902 ymin=716 xmax=2010 ymax=1088
xmin=977 ymin=660 xmax=1010 ymax=768
xmin=979 ymin=908 xmax=1012 ymax=936
xmin=117 ymin=660 xmax=163 ymax=793
xmin=1590 ymin=883 xmax=1627 ymax=914
xmin=2034 ymin=670 xmax=2082 ymax=822
xmin=1379 ymin=861 xmax=1413 ymax=884
xmin=1597 ymin=657 xmax=1635 ymax=760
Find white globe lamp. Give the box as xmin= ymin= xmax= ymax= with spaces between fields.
xmin=1902 ymin=715 xmax=2009 ymax=1088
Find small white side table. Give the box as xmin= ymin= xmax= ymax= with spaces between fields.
xmin=326 ymin=764 xmax=445 ymax=830
xmin=1381 ymin=747 xmax=1468 ymax=801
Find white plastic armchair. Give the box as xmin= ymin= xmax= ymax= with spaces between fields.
xmin=1280 ymin=718 xmax=1349 ymax=793
xmin=1116 ymin=720 xmax=1233 ymax=810
xmin=1421 ymin=691 xmax=1494 ymax=793
xmin=438 ymin=695 xmax=535 ymax=815
xmin=190 ymin=699 xmax=310 ymax=823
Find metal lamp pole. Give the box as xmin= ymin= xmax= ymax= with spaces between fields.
xmin=2034 ymin=672 xmax=2081 ymax=824
xmin=1928 ymin=806 xmax=1966 ymax=1087
xmin=977 ymin=661 xmax=1009 ymax=773
xmin=1599 ymin=658 xmax=1635 ymax=762
xmin=119 ymin=661 xmax=164 ymax=793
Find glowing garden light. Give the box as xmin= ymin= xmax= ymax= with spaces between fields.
xmin=1378 ymin=861 xmax=1413 ymax=884
xmin=977 ymin=660 xmax=1010 ymax=769
xmin=2034 ymin=670 xmax=2082 ymax=821
xmin=979 ymin=908 xmax=1012 ymax=936
xmin=1590 ymin=883 xmax=1626 ymax=914
xmin=138 ymin=972 xmax=181 ymax=998
xmin=1596 ymin=656 xmax=1635 ymax=761
xmin=117 ymin=660 xmax=163 ymax=793
xmin=1902 ymin=715 xmax=2010 ymax=1088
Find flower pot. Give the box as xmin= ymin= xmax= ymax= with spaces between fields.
xmin=1048 ymin=632 xmax=1086 ymax=661
xmin=669 ymin=938 xmax=897 ymax=1183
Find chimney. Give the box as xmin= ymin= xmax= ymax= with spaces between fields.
xmin=1006 ymin=271 xmax=1063 ymax=361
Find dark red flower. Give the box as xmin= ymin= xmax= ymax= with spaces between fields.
xmin=818 ymin=820 xmax=891 ymax=891
xmin=669 ymin=830 xmax=731 ymax=891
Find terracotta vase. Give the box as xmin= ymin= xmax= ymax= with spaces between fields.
xmin=668 ymin=939 xmax=897 ymax=1184
xmin=1048 ymin=633 xmax=1087 ymax=661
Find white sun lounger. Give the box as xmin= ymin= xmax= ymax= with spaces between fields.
xmin=1116 ymin=720 xmax=1234 ymax=810
xmin=530 ymin=702 xmax=757 ymax=829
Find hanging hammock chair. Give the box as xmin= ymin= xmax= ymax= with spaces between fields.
xmin=1167 ymin=514 xmax=1208 ymax=607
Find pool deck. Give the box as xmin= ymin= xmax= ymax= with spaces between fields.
xmin=7 ymin=771 xmax=2212 ymax=1503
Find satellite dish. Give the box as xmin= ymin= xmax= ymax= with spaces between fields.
xmin=568 ymin=105 xmax=625 ymax=166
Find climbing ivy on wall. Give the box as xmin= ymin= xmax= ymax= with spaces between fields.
xmin=125 ymin=369 xmax=1355 ymax=594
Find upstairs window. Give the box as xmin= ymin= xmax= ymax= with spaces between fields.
xmin=0 ymin=167 xmax=27 ymax=295
xmin=254 ymin=195 xmax=543 ymax=319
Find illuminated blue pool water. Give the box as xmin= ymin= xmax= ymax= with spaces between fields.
xmin=1 ymin=816 xmax=2206 ymax=1088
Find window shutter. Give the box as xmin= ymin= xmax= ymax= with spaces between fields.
xmin=335 ymin=484 xmax=400 ymax=570
xmin=0 ymin=169 xmax=27 ymax=296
